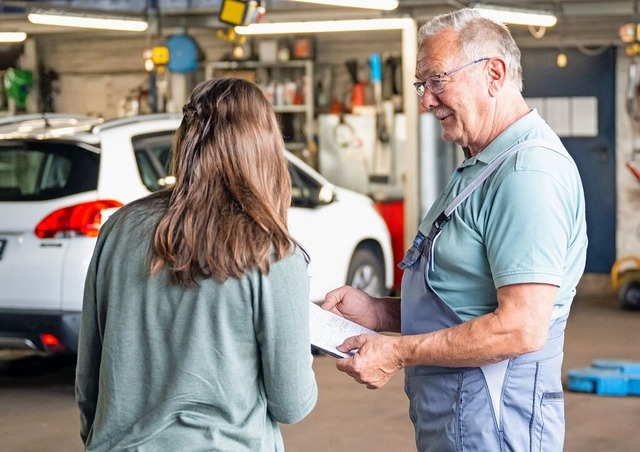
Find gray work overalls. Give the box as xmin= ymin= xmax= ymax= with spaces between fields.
xmin=399 ymin=140 xmax=568 ymax=452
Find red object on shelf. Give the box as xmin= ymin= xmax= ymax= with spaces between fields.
xmin=374 ymin=199 xmax=405 ymax=293
xmin=350 ymin=83 xmax=366 ymax=111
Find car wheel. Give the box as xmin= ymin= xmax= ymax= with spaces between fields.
xmin=347 ymin=248 xmax=386 ymax=297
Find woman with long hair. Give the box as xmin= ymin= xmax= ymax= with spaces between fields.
xmin=76 ymin=78 xmax=318 ymax=451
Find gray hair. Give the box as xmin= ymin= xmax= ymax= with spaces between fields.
xmin=418 ymin=8 xmax=523 ymax=91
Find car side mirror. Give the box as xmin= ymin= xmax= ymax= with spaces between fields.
xmin=318 ymin=184 xmax=336 ymax=205
xmin=158 ymin=176 xmax=175 ymax=188
xmin=292 ymin=183 xmax=335 ymax=209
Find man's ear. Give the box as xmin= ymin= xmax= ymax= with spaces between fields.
xmin=487 ymin=58 xmax=507 ymax=96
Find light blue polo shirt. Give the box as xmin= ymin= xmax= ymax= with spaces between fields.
xmin=418 ymin=109 xmax=588 ymax=321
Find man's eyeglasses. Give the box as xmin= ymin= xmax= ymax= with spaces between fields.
xmin=413 ymin=57 xmax=491 ymax=97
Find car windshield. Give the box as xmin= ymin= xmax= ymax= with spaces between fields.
xmin=289 ymin=161 xmax=323 ymax=208
xmin=133 ymin=133 xmax=174 ymax=192
xmin=0 ymin=141 xmax=99 ymax=201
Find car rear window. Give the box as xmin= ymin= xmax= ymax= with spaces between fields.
xmin=0 ymin=140 xmax=99 ymax=201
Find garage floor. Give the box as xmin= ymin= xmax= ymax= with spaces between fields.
xmin=1 ymin=275 xmax=639 ymax=452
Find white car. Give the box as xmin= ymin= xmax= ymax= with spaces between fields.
xmin=0 ymin=114 xmax=393 ymax=354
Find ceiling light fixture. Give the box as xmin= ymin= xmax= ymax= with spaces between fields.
xmin=472 ymin=4 xmax=557 ymax=27
xmin=235 ymin=17 xmax=413 ymax=35
xmin=556 ymin=51 xmax=568 ymax=68
xmin=27 ymin=10 xmax=148 ymax=32
xmin=0 ymin=32 xmax=27 ymax=43
xmin=289 ymin=0 xmax=398 ymax=11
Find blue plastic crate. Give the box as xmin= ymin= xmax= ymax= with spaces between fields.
xmin=567 ymin=360 xmax=640 ymax=396
xmin=592 ymin=359 xmax=640 ymax=374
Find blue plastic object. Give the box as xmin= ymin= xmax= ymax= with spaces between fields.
xmin=369 ymin=53 xmax=382 ymax=82
xmin=166 ymin=34 xmax=198 ymax=73
xmin=592 ymin=359 xmax=640 ymax=374
xmin=567 ymin=359 xmax=640 ymax=396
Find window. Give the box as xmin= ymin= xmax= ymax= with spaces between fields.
xmin=132 ymin=132 xmax=175 ymax=192
xmin=289 ymin=161 xmax=322 ymax=208
xmin=0 ymin=141 xmax=99 ymax=201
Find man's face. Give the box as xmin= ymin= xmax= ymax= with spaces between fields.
xmin=415 ymin=30 xmax=489 ymax=150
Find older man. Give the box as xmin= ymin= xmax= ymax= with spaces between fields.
xmin=323 ymin=8 xmax=587 ymax=451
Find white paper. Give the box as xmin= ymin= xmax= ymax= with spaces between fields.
xmin=309 ymin=302 xmax=378 ymax=358
xmin=571 ymin=96 xmax=598 ymax=137
xmin=545 ymin=97 xmax=571 ymax=137
xmin=525 ymin=97 xmax=545 ymax=116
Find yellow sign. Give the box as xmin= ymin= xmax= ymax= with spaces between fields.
xmin=219 ymin=0 xmax=248 ymax=26
xmin=152 ymin=47 xmax=170 ymax=65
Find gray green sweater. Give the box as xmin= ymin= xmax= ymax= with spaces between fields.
xmin=76 ymin=192 xmax=318 ymax=451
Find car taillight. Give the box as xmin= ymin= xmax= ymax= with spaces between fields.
xmin=40 ymin=333 xmax=66 ymax=353
xmin=35 ymin=200 xmax=123 ymax=239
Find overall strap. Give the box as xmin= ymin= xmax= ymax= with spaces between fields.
xmin=431 ymin=139 xmax=563 ymax=233
xmin=399 ymin=139 xmax=564 ymax=272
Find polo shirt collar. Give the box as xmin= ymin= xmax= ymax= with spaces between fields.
xmin=459 ymin=109 xmax=543 ymax=168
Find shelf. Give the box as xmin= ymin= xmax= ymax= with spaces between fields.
xmin=207 ymin=60 xmax=312 ymax=70
xmin=205 ymin=59 xmax=316 ymax=168
xmin=273 ymin=105 xmax=307 ymax=113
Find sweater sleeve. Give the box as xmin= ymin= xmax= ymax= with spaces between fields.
xmin=254 ymin=248 xmax=318 ymax=424
xmin=74 ymin=218 xmax=114 ymax=444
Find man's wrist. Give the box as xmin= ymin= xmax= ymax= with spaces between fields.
xmin=376 ymin=296 xmax=401 ymax=332
xmin=393 ymin=334 xmax=413 ymax=368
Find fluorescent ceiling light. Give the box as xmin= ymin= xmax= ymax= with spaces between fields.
xmin=28 ymin=11 xmax=148 ymax=32
xmin=289 ymin=0 xmax=398 ymax=10
xmin=0 ymin=32 xmax=27 ymax=43
xmin=235 ymin=18 xmax=414 ymax=35
xmin=473 ymin=4 xmax=557 ymax=27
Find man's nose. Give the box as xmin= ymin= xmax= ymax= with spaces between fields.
xmin=420 ymin=90 xmax=441 ymax=111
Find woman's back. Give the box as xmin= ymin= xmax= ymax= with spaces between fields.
xmin=76 ymin=78 xmax=318 ymax=451
xmin=77 ymin=193 xmax=317 ymax=451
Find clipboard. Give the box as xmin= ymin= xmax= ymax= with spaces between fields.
xmin=309 ymin=302 xmax=378 ymax=359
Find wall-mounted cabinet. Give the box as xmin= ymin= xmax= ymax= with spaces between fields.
xmin=205 ymin=60 xmax=314 ymax=162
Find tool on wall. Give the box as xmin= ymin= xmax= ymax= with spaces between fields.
xmin=345 ymin=58 xmax=366 ymax=112
xmin=369 ymin=53 xmax=392 ymax=183
xmin=383 ymin=52 xmax=403 ymax=111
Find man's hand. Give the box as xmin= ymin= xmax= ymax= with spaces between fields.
xmin=335 ymin=334 xmax=404 ymax=389
xmin=322 ymin=285 xmax=381 ymax=331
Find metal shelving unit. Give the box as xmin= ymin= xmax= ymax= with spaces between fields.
xmin=205 ymin=60 xmax=314 ymax=157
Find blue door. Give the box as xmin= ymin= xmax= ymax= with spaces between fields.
xmin=521 ymin=47 xmax=616 ymax=273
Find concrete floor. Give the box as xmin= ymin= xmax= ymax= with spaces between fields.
xmin=1 ymin=275 xmax=639 ymax=451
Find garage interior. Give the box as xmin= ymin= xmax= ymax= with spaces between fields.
xmin=1 ymin=1 xmax=639 ymax=274
xmin=1 ymin=1 xmax=640 ymax=451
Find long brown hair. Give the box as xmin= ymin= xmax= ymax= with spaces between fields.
xmin=152 ymin=78 xmax=297 ymax=285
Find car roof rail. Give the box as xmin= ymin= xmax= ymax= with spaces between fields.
xmin=0 ymin=114 xmax=103 ymax=139
xmin=95 ymin=113 xmax=182 ymax=132
xmin=0 ymin=113 xmax=97 ymax=127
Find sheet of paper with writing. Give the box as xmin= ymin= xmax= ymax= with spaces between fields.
xmin=309 ymin=302 xmax=378 ymax=358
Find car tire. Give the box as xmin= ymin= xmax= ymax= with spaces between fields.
xmin=346 ymin=247 xmax=386 ymax=297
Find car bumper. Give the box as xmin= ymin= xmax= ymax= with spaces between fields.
xmin=0 ymin=310 xmax=80 ymax=354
